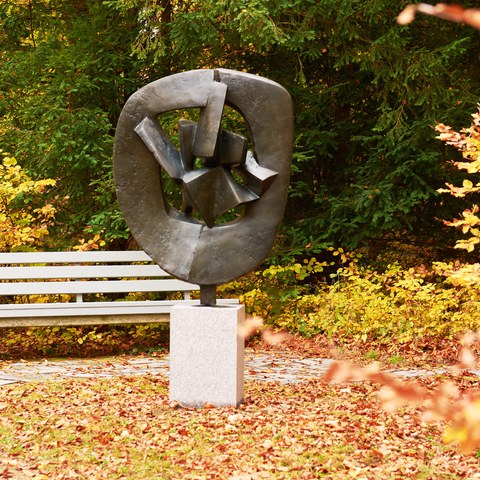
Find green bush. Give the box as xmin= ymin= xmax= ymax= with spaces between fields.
xmin=231 ymin=256 xmax=480 ymax=344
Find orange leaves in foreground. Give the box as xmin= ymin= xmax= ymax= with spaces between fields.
xmin=238 ymin=315 xmax=291 ymax=346
xmin=325 ymin=332 xmax=480 ymax=454
xmin=398 ymin=3 xmax=480 ymax=30
xmin=324 ymin=361 xmax=427 ymax=410
xmin=436 ymin=111 xmax=480 ymax=253
xmin=240 ymin=313 xmax=480 ymax=454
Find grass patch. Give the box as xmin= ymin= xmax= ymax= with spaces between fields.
xmin=364 ymin=350 xmax=380 ymax=361
xmin=388 ymin=354 xmax=404 ymax=365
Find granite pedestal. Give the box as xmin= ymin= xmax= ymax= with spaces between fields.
xmin=169 ymin=304 xmax=245 ymax=407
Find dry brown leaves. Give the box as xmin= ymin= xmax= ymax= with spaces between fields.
xmin=2 ymin=325 xmax=480 ymax=478
xmin=0 ymin=371 xmax=480 ymax=478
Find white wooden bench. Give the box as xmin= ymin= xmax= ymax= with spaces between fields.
xmin=0 ymin=251 xmax=237 ymax=328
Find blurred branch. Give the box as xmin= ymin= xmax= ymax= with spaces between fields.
xmin=398 ymin=3 xmax=480 ymax=29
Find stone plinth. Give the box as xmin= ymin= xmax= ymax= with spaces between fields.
xmin=169 ymin=304 xmax=245 ymax=407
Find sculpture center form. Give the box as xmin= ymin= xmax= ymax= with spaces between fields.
xmin=134 ymin=78 xmax=278 ymax=228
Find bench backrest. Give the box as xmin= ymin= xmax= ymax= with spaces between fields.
xmin=0 ymin=251 xmax=199 ymax=302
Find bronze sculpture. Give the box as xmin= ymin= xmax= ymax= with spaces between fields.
xmin=114 ymin=69 xmax=293 ymax=305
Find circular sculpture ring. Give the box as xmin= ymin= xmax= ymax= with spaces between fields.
xmin=114 ymin=69 xmax=293 ymax=291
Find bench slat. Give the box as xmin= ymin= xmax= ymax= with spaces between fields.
xmin=0 ymin=279 xmax=199 ymax=296
xmin=0 ymin=301 xmax=172 ymax=317
xmin=0 ymin=314 xmax=170 ymax=328
xmin=0 ymin=298 xmax=239 ymax=318
xmin=0 ymin=264 xmax=170 ymax=280
xmin=0 ymin=251 xmax=153 ymax=264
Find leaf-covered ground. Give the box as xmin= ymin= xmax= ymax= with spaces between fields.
xmin=1 ymin=373 xmax=480 ymax=479
xmin=255 ymin=334 xmax=480 ymax=371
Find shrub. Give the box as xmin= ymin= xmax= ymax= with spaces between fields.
xmin=0 ymin=152 xmax=56 ymax=251
xmin=233 ymin=256 xmax=480 ymax=344
xmin=436 ymin=110 xmax=480 ymax=254
xmin=0 ymin=324 xmax=169 ymax=359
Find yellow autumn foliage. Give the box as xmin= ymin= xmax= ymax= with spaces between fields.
xmin=437 ymin=111 xmax=480 ymax=254
xmin=0 ymin=152 xmax=56 ymax=251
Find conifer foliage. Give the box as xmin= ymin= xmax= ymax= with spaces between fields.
xmin=1 ymin=1 xmax=480 ymax=251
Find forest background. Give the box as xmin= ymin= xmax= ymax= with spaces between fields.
xmin=2 ymin=0 xmax=480 ymax=357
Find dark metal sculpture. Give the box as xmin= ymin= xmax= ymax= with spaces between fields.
xmin=114 ymin=69 xmax=293 ymax=305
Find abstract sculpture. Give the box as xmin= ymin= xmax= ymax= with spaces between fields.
xmin=114 ymin=69 xmax=293 ymax=305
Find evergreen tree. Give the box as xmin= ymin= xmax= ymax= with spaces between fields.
xmin=0 ymin=1 xmax=144 ymax=242
xmin=1 ymin=0 xmax=479 ymax=254
xmin=99 ymin=0 xmax=480 ymax=252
